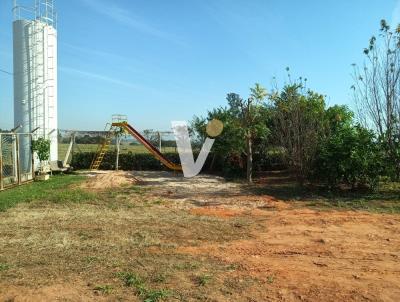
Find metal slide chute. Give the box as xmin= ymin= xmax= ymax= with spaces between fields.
xmin=112 ymin=122 xmax=182 ymax=172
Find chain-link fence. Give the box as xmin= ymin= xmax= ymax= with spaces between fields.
xmin=58 ymin=129 xmax=178 ymax=166
xmin=0 ymin=133 xmax=34 ymax=190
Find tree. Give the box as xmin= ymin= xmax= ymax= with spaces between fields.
xmin=227 ymin=84 xmax=269 ymax=183
xmin=191 ymin=84 xmax=269 ymax=181
xmin=32 ymin=137 xmax=51 ymax=174
xmin=143 ymin=130 xmax=160 ymax=147
xmin=352 ymin=19 xmax=400 ymax=179
xmin=191 ymin=105 xmax=244 ymax=175
xmin=269 ymin=80 xmax=326 ymax=183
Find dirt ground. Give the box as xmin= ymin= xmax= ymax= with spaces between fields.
xmin=79 ymin=170 xmax=140 ymax=190
xmin=0 ymin=171 xmax=399 ymax=301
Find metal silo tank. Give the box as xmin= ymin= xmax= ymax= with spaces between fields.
xmin=13 ymin=19 xmax=33 ymax=172
xmin=13 ymin=1 xmax=58 ymax=168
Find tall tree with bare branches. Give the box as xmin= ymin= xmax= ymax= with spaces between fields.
xmin=352 ymin=20 xmax=400 ymax=178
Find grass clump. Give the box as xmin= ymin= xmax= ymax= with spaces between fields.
xmin=117 ymin=272 xmax=170 ymax=302
xmin=196 ymin=274 xmax=213 ymax=286
xmin=267 ymin=275 xmax=275 ymax=284
xmin=0 ymin=263 xmax=10 ymax=271
xmin=94 ymin=285 xmax=113 ymax=294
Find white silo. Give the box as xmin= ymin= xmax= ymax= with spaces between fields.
xmin=13 ymin=0 xmax=58 ymax=167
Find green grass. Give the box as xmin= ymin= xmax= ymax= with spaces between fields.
xmin=117 ymin=272 xmax=170 ymax=302
xmin=93 ymin=285 xmax=113 ymax=294
xmin=0 ymin=263 xmax=10 ymax=271
xmin=196 ymin=274 xmax=213 ymax=286
xmin=267 ymin=275 xmax=275 ymax=284
xmin=0 ymin=175 xmax=94 ymax=212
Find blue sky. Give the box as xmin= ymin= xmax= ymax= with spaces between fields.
xmin=1 ymin=0 xmax=400 ymax=131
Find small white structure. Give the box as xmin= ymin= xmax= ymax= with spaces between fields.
xmin=12 ymin=0 xmax=58 ymax=168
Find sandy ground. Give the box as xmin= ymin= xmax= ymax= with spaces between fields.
xmin=78 ymin=170 xmax=140 ymax=190
xmin=0 ymin=171 xmax=399 ymax=301
xmin=137 ymin=172 xmax=400 ymax=301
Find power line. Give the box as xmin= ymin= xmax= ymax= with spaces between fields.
xmin=0 ymin=69 xmax=13 ymax=75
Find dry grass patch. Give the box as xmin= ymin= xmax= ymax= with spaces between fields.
xmin=1 ymin=171 xmax=400 ymax=301
xmin=0 ymin=178 xmax=255 ymax=301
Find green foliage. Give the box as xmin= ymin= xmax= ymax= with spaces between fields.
xmin=0 ymin=263 xmax=10 ymax=271
xmin=32 ymin=137 xmax=51 ymax=162
xmin=227 ymin=91 xmax=270 ymax=143
xmin=376 ymin=137 xmax=400 ymax=181
xmin=269 ymin=81 xmax=326 ymax=182
xmin=118 ymin=272 xmax=145 ymax=288
xmin=191 ymin=85 xmax=271 ymax=180
xmin=314 ymin=122 xmax=382 ymax=188
xmin=73 ymin=135 xmax=102 ymax=144
xmin=94 ymin=285 xmax=113 ymax=294
xmin=71 ymin=151 xmax=181 ymax=171
xmin=191 ymin=106 xmax=246 ymax=176
xmin=325 ymin=105 xmax=354 ymax=131
xmin=189 ymin=71 xmax=393 ymax=189
xmin=196 ymin=274 xmax=213 ymax=286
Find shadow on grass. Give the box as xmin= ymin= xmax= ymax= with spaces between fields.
xmin=251 ymin=171 xmax=400 ymax=213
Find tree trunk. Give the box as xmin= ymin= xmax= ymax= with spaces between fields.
xmin=116 ymin=136 xmax=121 ymax=171
xmin=210 ymin=153 xmax=216 ymax=171
xmin=246 ymin=135 xmax=252 ymax=183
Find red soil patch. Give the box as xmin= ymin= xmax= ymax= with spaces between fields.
xmin=190 ymin=207 xmax=244 ymax=218
xmin=181 ymin=208 xmax=400 ymax=301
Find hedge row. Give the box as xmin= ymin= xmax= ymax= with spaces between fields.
xmin=71 ymin=151 xmax=181 ymax=171
xmin=70 ymin=150 xmax=286 ymax=175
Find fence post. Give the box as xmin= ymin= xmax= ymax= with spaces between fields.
xmin=31 ymin=134 xmax=35 ymax=180
xmin=15 ymin=134 xmax=21 ymax=185
xmin=0 ymin=134 xmax=3 ymax=191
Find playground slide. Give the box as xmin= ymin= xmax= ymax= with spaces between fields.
xmin=112 ymin=122 xmax=182 ymax=172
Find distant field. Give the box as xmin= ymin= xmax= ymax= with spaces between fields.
xmin=58 ymin=143 xmax=177 ymax=158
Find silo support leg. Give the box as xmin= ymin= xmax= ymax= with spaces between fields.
xmin=0 ymin=134 xmax=3 ymax=191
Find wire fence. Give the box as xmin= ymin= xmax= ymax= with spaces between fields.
xmin=0 ymin=133 xmax=34 ymax=190
xmin=58 ymin=129 xmax=178 ymax=165
xmin=0 ymin=126 xmax=181 ymax=190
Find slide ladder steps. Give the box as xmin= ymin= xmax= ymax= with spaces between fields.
xmin=90 ymin=129 xmax=113 ymax=170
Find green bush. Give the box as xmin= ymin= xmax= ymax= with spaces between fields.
xmin=253 ymin=148 xmax=287 ymax=171
xmin=71 ymin=151 xmax=181 ymax=171
xmin=32 ymin=137 xmax=51 ymax=162
xmin=313 ymin=125 xmax=382 ymax=189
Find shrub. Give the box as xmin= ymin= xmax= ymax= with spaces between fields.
xmin=32 ymin=138 xmax=51 ymax=162
xmin=313 ymin=125 xmax=382 ymax=189
xmin=71 ymin=151 xmax=181 ymax=171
